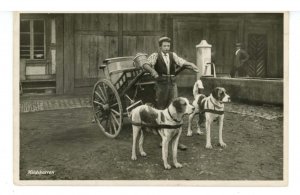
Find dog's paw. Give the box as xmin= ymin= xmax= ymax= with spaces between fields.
xmin=140 ymin=151 xmax=147 ymax=157
xmin=187 ymin=131 xmax=193 ymax=136
xmin=205 ymin=144 xmax=213 ymax=149
xmin=219 ymin=142 xmax=227 ymax=148
xmin=164 ymin=164 xmax=172 ymax=170
xmin=174 ymin=162 xmax=183 ymax=168
xmin=196 ymin=130 xmax=204 ymax=135
xmin=131 ymin=155 xmax=137 ymax=160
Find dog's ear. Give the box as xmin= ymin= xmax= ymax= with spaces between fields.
xmin=212 ymin=87 xmax=221 ymax=100
xmin=172 ymin=98 xmax=185 ymax=113
xmin=219 ymin=88 xmax=226 ymax=100
xmin=160 ymin=112 xmax=165 ymax=123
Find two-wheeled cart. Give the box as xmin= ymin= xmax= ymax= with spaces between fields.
xmin=92 ymin=54 xmax=185 ymax=138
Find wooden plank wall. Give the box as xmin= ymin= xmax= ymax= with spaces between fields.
xmin=210 ymin=19 xmax=238 ymax=74
xmin=172 ymin=14 xmax=283 ymax=80
xmin=173 ymin=17 xmax=240 ymax=86
xmin=74 ymin=14 xmax=119 ymax=87
xmin=63 ymin=14 xmax=75 ymax=93
xmin=64 ymin=13 xmax=283 ymax=92
xmin=20 ymin=13 xmax=283 ymax=94
xmin=122 ymin=14 xmax=164 ymax=56
xmin=73 ymin=13 xmax=166 ymax=88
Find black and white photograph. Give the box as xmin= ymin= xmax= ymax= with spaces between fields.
xmin=15 ymin=12 xmax=286 ymax=185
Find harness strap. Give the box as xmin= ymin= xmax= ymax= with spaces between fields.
xmin=130 ymin=120 xmax=182 ymax=129
xmin=202 ymin=109 xmax=224 ymax=115
xmin=210 ymin=98 xmax=216 ymax=110
xmin=199 ymin=97 xmax=224 ymax=115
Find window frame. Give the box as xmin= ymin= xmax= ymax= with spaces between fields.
xmin=20 ymin=19 xmax=46 ymax=60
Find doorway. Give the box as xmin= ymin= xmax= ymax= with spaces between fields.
xmin=247 ymin=33 xmax=268 ymax=77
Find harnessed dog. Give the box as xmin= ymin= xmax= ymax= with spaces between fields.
xmin=187 ymin=87 xmax=230 ymax=149
xmin=130 ymin=97 xmax=195 ymax=169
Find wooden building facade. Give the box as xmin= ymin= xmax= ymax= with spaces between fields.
xmin=19 ymin=13 xmax=283 ymax=94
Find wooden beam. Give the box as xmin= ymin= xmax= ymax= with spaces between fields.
xmin=74 ymin=78 xmax=99 ymax=87
xmin=118 ymin=14 xmax=123 ymax=56
xmin=122 ymin=31 xmax=165 ymax=36
xmin=63 ymin=14 xmax=75 ymax=94
xmin=29 ymin=20 xmax=34 ymax=59
xmin=45 ymin=18 xmax=51 ymax=74
xmin=50 ymin=18 xmax=56 ymax=74
xmin=75 ymin=30 xmax=118 ymax=36
xmin=55 ymin=14 xmax=64 ymax=94
xmin=238 ymin=16 xmax=245 ymax=43
xmin=166 ymin=15 xmax=174 ymax=50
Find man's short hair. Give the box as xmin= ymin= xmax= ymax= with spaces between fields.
xmin=158 ymin=36 xmax=171 ymax=46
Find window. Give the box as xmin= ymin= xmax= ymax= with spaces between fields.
xmin=20 ymin=19 xmax=45 ymax=59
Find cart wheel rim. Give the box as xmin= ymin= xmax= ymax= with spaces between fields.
xmin=92 ymin=79 xmax=123 ymax=138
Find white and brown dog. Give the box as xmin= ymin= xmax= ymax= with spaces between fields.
xmin=130 ymin=97 xmax=195 ymax=169
xmin=187 ymin=87 xmax=230 ymax=149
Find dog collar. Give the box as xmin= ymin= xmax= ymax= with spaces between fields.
xmin=209 ymin=95 xmax=224 ymax=109
xmin=168 ymin=108 xmax=182 ymax=123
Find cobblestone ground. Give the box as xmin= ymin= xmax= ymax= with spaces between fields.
xmin=20 ymin=95 xmax=283 ymax=120
xmin=19 ymin=94 xmax=284 ymax=181
xmin=20 ymin=96 xmax=91 ymax=113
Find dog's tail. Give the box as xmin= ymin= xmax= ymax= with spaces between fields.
xmin=197 ymin=95 xmax=206 ymax=125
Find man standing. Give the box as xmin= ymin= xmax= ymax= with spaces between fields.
xmin=230 ymin=43 xmax=250 ymax=78
xmin=146 ymin=36 xmax=199 ymax=109
xmin=143 ymin=36 xmax=199 ymax=150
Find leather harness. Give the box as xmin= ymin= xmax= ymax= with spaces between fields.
xmin=200 ymin=96 xmax=224 ymax=115
xmin=130 ymin=108 xmax=183 ymax=129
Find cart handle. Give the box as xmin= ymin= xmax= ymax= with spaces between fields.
xmin=109 ymin=67 xmax=139 ymax=76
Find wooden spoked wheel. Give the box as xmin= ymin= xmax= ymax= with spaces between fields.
xmin=92 ymin=79 xmax=123 ymax=138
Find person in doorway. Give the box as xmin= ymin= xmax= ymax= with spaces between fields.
xmin=230 ymin=43 xmax=250 ymax=78
xmin=143 ymin=36 xmax=199 ymax=150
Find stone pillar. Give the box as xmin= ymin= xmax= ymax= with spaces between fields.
xmin=196 ymin=40 xmax=212 ymax=78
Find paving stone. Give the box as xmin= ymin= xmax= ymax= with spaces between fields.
xmin=20 ymin=96 xmax=283 ymax=120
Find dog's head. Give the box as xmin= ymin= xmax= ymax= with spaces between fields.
xmin=172 ymin=97 xmax=195 ymax=115
xmin=212 ymin=87 xmax=231 ymax=103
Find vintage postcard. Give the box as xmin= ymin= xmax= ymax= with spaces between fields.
xmin=14 ymin=12 xmax=288 ymax=186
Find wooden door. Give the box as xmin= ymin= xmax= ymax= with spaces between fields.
xmin=247 ymin=33 xmax=268 ymax=77
xmin=73 ymin=14 xmax=119 ymax=87
xmin=173 ymin=21 xmax=205 ymax=63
